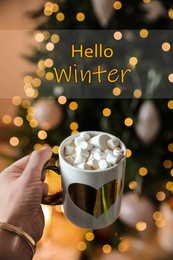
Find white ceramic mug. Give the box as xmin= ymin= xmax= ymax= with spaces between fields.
xmin=42 ymin=131 xmax=126 ymax=229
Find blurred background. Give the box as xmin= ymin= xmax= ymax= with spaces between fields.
xmin=0 ymin=1 xmax=173 ymax=259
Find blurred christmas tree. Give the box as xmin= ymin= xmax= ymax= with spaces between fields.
xmin=2 ymin=0 xmax=173 ymax=259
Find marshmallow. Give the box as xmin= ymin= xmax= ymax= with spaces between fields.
xmin=74 ymin=155 xmax=86 ymax=164
xmin=98 ymin=160 xmax=108 ymax=169
xmin=88 ymin=153 xmax=94 ymax=160
xmin=74 ymin=136 xmax=85 ymax=146
xmin=77 ymin=163 xmax=92 ymax=170
xmin=106 ymin=153 xmax=118 ymax=165
xmin=65 ymin=155 xmax=74 ymax=164
xmin=91 ymin=148 xmax=102 ymax=154
xmin=93 ymin=152 xmax=106 ymax=161
xmin=64 ymin=145 xmax=74 ymax=155
xmin=87 ymin=158 xmax=98 ymax=169
xmin=80 ymin=141 xmax=93 ymax=151
xmin=116 ymin=153 xmax=123 ymax=163
xmin=105 ymin=149 xmax=113 ymax=155
xmin=76 ymin=147 xmax=89 ymax=158
xmin=113 ymin=148 xmax=124 ymax=156
xmin=107 ymin=138 xmax=119 ymax=150
xmin=80 ymin=132 xmax=90 ymax=141
xmin=90 ymin=134 xmax=110 ymax=151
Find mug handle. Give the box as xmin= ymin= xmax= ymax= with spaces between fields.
xmin=41 ymin=158 xmax=63 ymax=206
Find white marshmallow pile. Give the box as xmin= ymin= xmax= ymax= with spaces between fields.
xmin=64 ymin=132 xmax=124 ymax=170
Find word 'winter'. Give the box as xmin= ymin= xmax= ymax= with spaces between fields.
xmin=53 ymin=65 xmax=131 ymax=84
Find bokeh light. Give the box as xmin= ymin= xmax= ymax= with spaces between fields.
xmin=124 ymin=117 xmax=133 ymax=127
xmin=112 ymin=87 xmax=121 ymax=96
xmin=102 ymin=244 xmax=112 ymax=254
xmin=56 ymin=12 xmax=65 ymax=21
xmin=58 ymin=96 xmax=67 ymax=105
xmin=102 ymin=108 xmax=111 ymax=117
xmin=113 ymin=31 xmax=122 ymax=40
xmin=140 ymin=29 xmax=149 ymax=38
xmin=76 ymin=12 xmax=85 ymax=21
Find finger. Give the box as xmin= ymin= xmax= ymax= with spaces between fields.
xmin=7 ymin=155 xmax=30 ymax=173
xmin=22 ymin=146 xmax=52 ymax=181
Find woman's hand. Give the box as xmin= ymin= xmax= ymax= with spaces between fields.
xmin=0 ymin=146 xmax=52 ymax=243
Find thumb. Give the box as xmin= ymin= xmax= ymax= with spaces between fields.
xmin=22 ymin=146 xmax=52 ymax=182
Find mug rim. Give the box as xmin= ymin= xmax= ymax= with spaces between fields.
xmin=59 ymin=130 xmax=126 ymax=173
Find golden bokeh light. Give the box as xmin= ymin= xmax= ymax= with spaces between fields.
xmin=14 ymin=117 xmax=23 ymax=127
xmin=126 ymin=149 xmax=132 ymax=158
xmin=52 ymin=145 xmax=59 ymax=154
xmin=85 ymin=232 xmax=94 ymax=241
xmin=112 ymin=87 xmax=121 ymax=96
xmin=22 ymin=100 xmax=31 ymax=109
xmin=77 ymin=242 xmax=87 ymax=251
xmin=167 ymin=100 xmax=173 ymax=109
xmin=56 ymin=12 xmax=65 ymax=21
xmin=135 ymin=222 xmax=147 ymax=231
xmin=51 ymin=34 xmax=60 ymax=43
xmin=38 ymin=130 xmax=48 ymax=140
xmin=43 ymin=31 xmax=50 ymax=40
xmin=129 ymin=57 xmax=138 ymax=66
xmin=24 ymin=75 xmax=33 ymax=84
xmin=163 ymin=159 xmax=173 ymax=169
xmin=103 ymin=108 xmax=111 ymax=117
xmin=113 ymin=1 xmax=122 ymax=10
xmin=45 ymin=72 xmax=54 ymax=80
xmin=168 ymin=9 xmax=173 ymax=19
xmin=25 ymin=88 xmax=35 ymax=97
xmin=139 ymin=167 xmax=148 ymax=176
xmin=118 ymin=242 xmax=128 ymax=252
xmin=166 ymin=181 xmax=173 ymax=191
xmin=102 ymin=244 xmax=112 ymax=254
xmin=153 ymin=211 xmax=163 ymax=221
xmin=32 ymin=78 xmax=41 ymax=87
xmin=69 ymin=101 xmax=78 ymax=111
xmin=140 ymin=29 xmax=149 ymax=38
xmin=155 ymin=219 xmax=165 ymax=228
xmin=124 ymin=117 xmax=133 ymax=127
xmin=76 ymin=12 xmax=85 ymax=21
xmin=170 ymin=169 xmax=173 ymax=177
xmin=35 ymin=32 xmax=44 ymax=42
xmin=70 ymin=122 xmax=79 ymax=131
xmin=36 ymin=69 xmax=45 ymax=77
xmin=58 ymin=96 xmax=67 ymax=105
xmin=46 ymin=42 xmax=54 ymax=51
xmin=168 ymin=73 xmax=173 ymax=83
xmin=71 ymin=130 xmax=79 ymax=135
xmin=113 ymin=31 xmax=122 ymax=40
xmin=168 ymin=143 xmax=173 ymax=152
xmin=38 ymin=60 xmax=46 ymax=70
xmin=129 ymin=181 xmax=137 ymax=190
xmin=156 ymin=191 xmax=166 ymax=201
xmin=2 ymin=115 xmax=12 ymax=124
xmin=12 ymin=96 xmax=22 ymax=106
xmin=34 ymin=143 xmax=43 ymax=150
xmin=29 ymin=119 xmax=38 ymax=128
xmin=45 ymin=59 xmax=54 ymax=68
xmin=10 ymin=137 xmax=19 ymax=146
xmin=162 ymin=42 xmax=171 ymax=52
xmin=133 ymin=89 xmax=142 ymax=98
xmin=52 ymin=3 xmax=59 ymax=12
